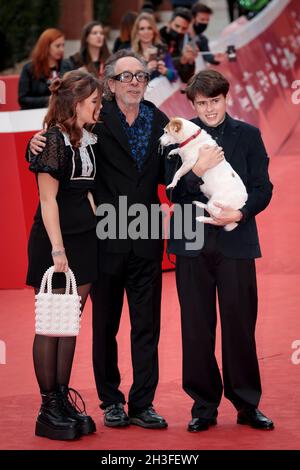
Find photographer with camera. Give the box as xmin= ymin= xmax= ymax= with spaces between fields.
xmin=131 ymin=13 xmax=178 ymax=82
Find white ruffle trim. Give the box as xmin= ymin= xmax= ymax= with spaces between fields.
xmin=62 ymin=128 xmax=97 ymax=148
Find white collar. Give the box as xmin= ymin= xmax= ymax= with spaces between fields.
xmin=62 ymin=128 xmax=97 ymax=148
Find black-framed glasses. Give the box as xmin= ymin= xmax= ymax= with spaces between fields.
xmin=112 ymin=71 xmax=150 ymax=83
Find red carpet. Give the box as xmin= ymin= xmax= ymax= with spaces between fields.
xmin=0 ymin=125 xmax=300 ymax=450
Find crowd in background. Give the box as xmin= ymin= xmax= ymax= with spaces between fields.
xmin=17 ymin=0 xmax=272 ymax=110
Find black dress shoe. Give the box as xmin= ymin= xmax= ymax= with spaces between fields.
xmin=104 ymin=403 xmax=130 ymax=427
xmin=188 ymin=417 xmax=217 ymax=432
xmin=237 ymin=408 xmax=274 ymax=430
xmin=129 ymin=406 xmax=168 ymax=429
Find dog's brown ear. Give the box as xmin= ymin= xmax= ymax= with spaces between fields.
xmin=169 ymin=118 xmax=182 ymax=133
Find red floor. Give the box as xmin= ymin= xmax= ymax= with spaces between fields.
xmin=0 ymin=125 xmax=300 ymax=450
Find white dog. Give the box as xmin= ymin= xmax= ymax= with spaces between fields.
xmin=160 ymin=117 xmax=247 ymax=231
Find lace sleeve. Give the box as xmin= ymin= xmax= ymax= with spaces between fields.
xmin=27 ymin=127 xmax=67 ymax=180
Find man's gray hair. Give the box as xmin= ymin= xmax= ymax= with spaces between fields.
xmin=104 ymin=50 xmax=148 ymax=100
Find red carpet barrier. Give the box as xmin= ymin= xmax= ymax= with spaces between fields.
xmin=0 ymin=131 xmax=28 ymax=288
xmin=1 ymin=0 xmax=300 ymax=287
xmin=0 ymin=75 xmax=20 ymax=111
xmin=0 ymin=110 xmax=47 ymax=288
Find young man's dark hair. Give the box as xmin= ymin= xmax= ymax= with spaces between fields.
xmin=185 ymin=70 xmax=230 ymax=101
xmin=191 ymin=3 xmax=213 ymax=17
xmin=171 ymin=7 xmax=192 ymax=22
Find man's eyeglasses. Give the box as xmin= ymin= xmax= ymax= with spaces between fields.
xmin=112 ymin=71 xmax=150 ymax=83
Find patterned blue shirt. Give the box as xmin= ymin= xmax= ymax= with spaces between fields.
xmin=118 ymin=102 xmax=154 ymax=172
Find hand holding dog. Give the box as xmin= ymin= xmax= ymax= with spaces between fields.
xmin=192 ymin=145 xmax=224 ymax=177
xmin=207 ymin=202 xmax=243 ymax=226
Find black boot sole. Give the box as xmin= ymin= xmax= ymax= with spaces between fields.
xmin=35 ymin=420 xmax=81 ymax=440
xmin=80 ymin=420 xmax=97 ymax=435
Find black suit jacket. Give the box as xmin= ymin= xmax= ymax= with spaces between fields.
xmin=93 ymin=99 xmax=169 ymax=261
xmin=165 ymin=114 xmax=273 ymax=259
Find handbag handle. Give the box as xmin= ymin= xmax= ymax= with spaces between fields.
xmin=39 ymin=266 xmax=78 ymax=295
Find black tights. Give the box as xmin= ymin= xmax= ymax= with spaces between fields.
xmin=33 ymin=283 xmax=91 ymax=393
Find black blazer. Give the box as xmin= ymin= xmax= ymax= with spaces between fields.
xmin=93 ymin=99 xmax=169 ymax=261
xmin=165 ymin=114 xmax=273 ymax=259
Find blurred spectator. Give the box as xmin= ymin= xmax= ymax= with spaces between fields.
xmin=141 ymin=0 xmax=163 ymax=13
xmin=190 ymin=3 xmax=226 ymax=65
xmin=160 ymin=8 xmax=197 ymax=83
xmin=113 ymin=11 xmax=138 ymax=53
xmin=148 ymin=0 xmax=163 ymax=9
xmin=18 ymin=28 xmax=64 ymax=110
xmin=131 ymin=12 xmax=177 ymax=82
xmin=141 ymin=0 xmax=164 ymax=22
xmin=171 ymin=0 xmax=198 ymax=9
xmin=141 ymin=1 xmax=156 ymax=15
xmin=62 ymin=21 xmax=110 ymax=78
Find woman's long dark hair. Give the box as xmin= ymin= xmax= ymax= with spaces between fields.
xmin=120 ymin=11 xmax=138 ymax=42
xmin=80 ymin=21 xmax=110 ymax=76
xmin=44 ymin=70 xmax=103 ymax=147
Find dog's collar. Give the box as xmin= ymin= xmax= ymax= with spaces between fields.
xmin=179 ymin=129 xmax=202 ymax=148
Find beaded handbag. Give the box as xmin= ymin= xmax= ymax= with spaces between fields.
xmin=35 ymin=266 xmax=81 ymax=336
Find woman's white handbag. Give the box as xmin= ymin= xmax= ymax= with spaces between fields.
xmin=35 ymin=266 xmax=81 ymax=336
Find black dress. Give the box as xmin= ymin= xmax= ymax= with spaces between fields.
xmin=26 ymin=126 xmax=98 ymax=289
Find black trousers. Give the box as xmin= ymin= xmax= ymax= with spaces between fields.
xmin=175 ymin=231 xmax=262 ymax=419
xmin=91 ymin=251 xmax=162 ymax=412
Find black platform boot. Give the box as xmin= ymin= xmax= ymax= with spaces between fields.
xmin=58 ymin=385 xmax=96 ymax=435
xmin=35 ymin=391 xmax=81 ymax=440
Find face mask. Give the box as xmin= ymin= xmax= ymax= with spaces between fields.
xmin=169 ymin=29 xmax=184 ymax=41
xmin=193 ymin=23 xmax=208 ymax=35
